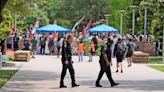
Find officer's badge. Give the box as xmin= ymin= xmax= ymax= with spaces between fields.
xmin=104 ymin=45 xmax=107 ymax=52
xmin=64 ymin=41 xmax=67 ymax=48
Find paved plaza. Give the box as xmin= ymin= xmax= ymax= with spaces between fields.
xmin=0 ymin=56 xmax=164 ymax=92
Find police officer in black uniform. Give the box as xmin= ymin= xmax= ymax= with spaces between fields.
xmin=60 ymin=35 xmax=80 ymax=88
xmin=95 ymin=38 xmax=119 ymax=87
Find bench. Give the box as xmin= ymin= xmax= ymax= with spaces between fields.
xmin=132 ymin=51 xmax=149 ymax=63
xmin=14 ymin=50 xmax=31 ymax=62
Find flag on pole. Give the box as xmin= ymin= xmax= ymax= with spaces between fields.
xmin=54 ymin=31 xmax=57 ymax=39
xmin=85 ymin=19 xmax=92 ymax=40
xmin=10 ymin=26 xmax=15 ymax=34
xmin=109 ymin=32 xmax=113 ymax=39
xmin=86 ymin=19 xmax=92 ymax=29
xmin=35 ymin=19 xmax=40 ymax=28
xmin=72 ymin=16 xmax=85 ymax=32
xmin=29 ymin=28 xmax=33 ymax=39
xmin=82 ymin=27 xmax=86 ymax=36
xmin=54 ymin=19 xmax=57 ymax=24
xmin=33 ymin=19 xmax=40 ymax=34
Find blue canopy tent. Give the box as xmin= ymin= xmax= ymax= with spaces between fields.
xmin=36 ymin=24 xmax=70 ymax=33
xmin=89 ymin=24 xmax=118 ymax=32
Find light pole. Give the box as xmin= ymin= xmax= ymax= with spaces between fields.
xmin=14 ymin=16 xmax=17 ymax=32
xmin=104 ymin=14 xmax=110 ymax=25
xmin=130 ymin=6 xmax=138 ymax=35
xmin=163 ymin=20 xmax=164 ymax=63
xmin=119 ymin=10 xmax=125 ymax=35
xmin=161 ymin=15 xmax=164 ymax=63
xmin=143 ymin=2 xmax=148 ymax=37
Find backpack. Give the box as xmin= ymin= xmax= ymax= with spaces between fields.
xmin=116 ymin=42 xmax=125 ymax=55
xmin=49 ymin=37 xmax=54 ymax=45
xmin=127 ymin=42 xmax=134 ymax=53
xmin=56 ymin=41 xmax=60 ymax=47
xmin=40 ymin=37 xmax=45 ymax=45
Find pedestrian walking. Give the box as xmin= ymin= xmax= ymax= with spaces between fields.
xmin=114 ymin=38 xmax=127 ymax=73
xmin=126 ymin=39 xmax=135 ymax=67
xmin=95 ymin=38 xmax=119 ymax=87
xmin=60 ymin=35 xmax=79 ymax=88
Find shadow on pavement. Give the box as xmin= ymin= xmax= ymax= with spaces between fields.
xmin=79 ymin=80 xmax=164 ymax=91
xmin=10 ymin=70 xmax=60 ymax=81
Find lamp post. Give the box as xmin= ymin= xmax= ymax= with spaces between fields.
xmin=14 ymin=16 xmax=17 ymax=32
xmin=130 ymin=6 xmax=138 ymax=35
xmin=161 ymin=15 xmax=164 ymax=63
xmin=143 ymin=2 xmax=148 ymax=37
xmin=119 ymin=10 xmax=125 ymax=35
xmin=162 ymin=19 xmax=164 ymax=62
xmin=104 ymin=14 xmax=110 ymax=25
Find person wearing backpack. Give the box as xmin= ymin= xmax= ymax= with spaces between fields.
xmin=126 ymin=39 xmax=135 ymax=67
xmin=88 ymin=41 xmax=95 ymax=62
xmin=48 ymin=33 xmax=54 ymax=55
xmin=56 ymin=37 xmax=61 ymax=58
xmin=40 ymin=34 xmax=46 ymax=55
xmin=114 ymin=38 xmax=127 ymax=73
xmin=78 ymin=40 xmax=84 ymax=62
xmin=23 ymin=35 xmax=30 ymax=50
xmin=92 ymin=35 xmax=98 ymax=51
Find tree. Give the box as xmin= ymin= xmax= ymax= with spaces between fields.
xmin=108 ymin=0 xmax=132 ymax=34
xmin=0 ymin=0 xmax=8 ymax=23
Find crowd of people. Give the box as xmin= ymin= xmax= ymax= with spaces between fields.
xmin=1 ymin=31 xmax=157 ymax=88
xmin=0 ymin=32 xmax=62 ymax=58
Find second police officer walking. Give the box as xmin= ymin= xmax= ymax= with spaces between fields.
xmin=95 ymin=38 xmax=119 ymax=87
xmin=60 ymin=35 xmax=80 ymax=88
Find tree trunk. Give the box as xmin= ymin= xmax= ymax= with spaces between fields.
xmin=0 ymin=0 xmax=8 ymax=23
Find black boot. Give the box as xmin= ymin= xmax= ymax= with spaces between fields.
xmin=111 ymin=83 xmax=119 ymax=87
xmin=72 ymin=83 xmax=80 ymax=87
xmin=60 ymin=82 xmax=67 ymax=88
xmin=95 ymin=81 xmax=102 ymax=87
xmin=95 ymin=84 xmax=102 ymax=87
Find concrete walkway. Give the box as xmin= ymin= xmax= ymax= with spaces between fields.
xmin=0 ymin=56 xmax=164 ymax=92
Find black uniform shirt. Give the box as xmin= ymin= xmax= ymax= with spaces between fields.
xmin=100 ymin=43 xmax=111 ymax=65
xmin=62 ymin=40 xmax=72 ymax=64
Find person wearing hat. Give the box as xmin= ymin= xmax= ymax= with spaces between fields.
xmin=95 ymin=38 xmax=119 ymax=87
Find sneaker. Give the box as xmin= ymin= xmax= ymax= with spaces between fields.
xmin=121 ymin=70 xmax=123 ymax=73
xmin=116 ymin=70 xmax=118 ymax=73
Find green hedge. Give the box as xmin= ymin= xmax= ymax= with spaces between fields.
xmin=148 ymin=56 xmax=163 ymax=64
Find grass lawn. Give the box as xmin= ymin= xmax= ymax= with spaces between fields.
xmin=149 ymin=66 xmax=164 ymax=72
xmin=0 ymin=70 xmax=17 ymax=88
